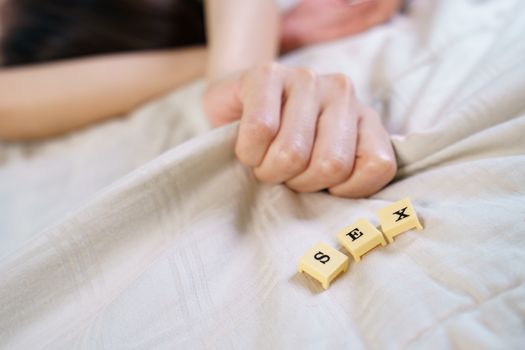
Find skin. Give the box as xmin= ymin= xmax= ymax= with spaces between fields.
xmin=204 ymin=64 xmax=397 ymax=198
xmin=205 ymin=0 xmax=279 ymax=81
xmin=204 ymin=0 xmax=400 ymax=197
xmin=281 ymin=0 xmax=403 ymax=52
xmin=0 ymin=48 xmax=207 ymax=139
xmin=0 ymin=0 xmax=402 ymax=198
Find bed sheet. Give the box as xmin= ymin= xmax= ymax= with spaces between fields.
xmin=1 ymin=0 xmax=525 ymax=348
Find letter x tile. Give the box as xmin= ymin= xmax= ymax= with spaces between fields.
xmin=377 ymin=197 xmax=423 ymax=243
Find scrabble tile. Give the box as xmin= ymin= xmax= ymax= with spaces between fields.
xmin=377 ymin=197 xmax=423 ymax=243
xmin=298 ymin=242 xmax=349 ymax=290
xmin=337 ymin=218 xmax=387 ymax=262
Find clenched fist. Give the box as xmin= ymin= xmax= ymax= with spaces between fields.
xmin=204 ymin=63 xmax=397 ymax=198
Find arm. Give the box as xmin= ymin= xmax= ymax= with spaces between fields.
xmin=205 ymin=0 xmax=279 ymax=81
xmin=0 ymin=47 xmax=206 ymax=140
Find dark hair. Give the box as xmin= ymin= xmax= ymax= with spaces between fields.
xmin=0 ymin=0 xmax=206 ymax=66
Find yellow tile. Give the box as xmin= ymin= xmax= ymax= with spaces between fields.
xmin=336 ymin=218 xmax=387 ymax=262
xmin=298 ymin=242 xmax=349 ymax=290
xmin=377 ymin=197 xmax=423 ymax=243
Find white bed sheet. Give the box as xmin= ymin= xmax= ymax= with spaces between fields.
xmin=1 ymin=0 xmax=525 ymax=348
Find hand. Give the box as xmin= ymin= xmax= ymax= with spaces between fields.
xmin=203 ymin=63 xmax=397 ymax=198
xmin=281 ymin=0 xmax=403 ymax=52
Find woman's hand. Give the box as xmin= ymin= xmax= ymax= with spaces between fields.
xmin=203 ymin=63 xmax=397 ymax=198
xmin=281 ymin=0 xmax=403 ymax=52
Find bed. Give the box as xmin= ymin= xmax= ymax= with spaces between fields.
xmin=1 ymin=0 xmax=524 ymax=348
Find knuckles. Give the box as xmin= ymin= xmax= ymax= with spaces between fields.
xmin=235 ymin=64 xmax=370 ymax=191
xmin=293 ymin=67 xmax=317 ymax=86
xmin=254 ymin=62 xmax=283 ymax=80
xmin=246 ymin=117 xmax=279 ymax=142
xmin=327 ymin=73 xmax=355 ymax=98
xmin=235 ymin=117 xmax=279 ymax=166
xmin=285 ymin=156 xmax=353 ymax=194
xmin=253 ymin=64 xmax=320 ymax=90
xmin=327 ymin=155 xmax=397 ymax=199
xmin=362 ymin=155 xmax=397 ymax=181
xmin=317 ymin=156 xmax=354 ymax=181
xmin=272 ymin=142 xmax=310 ymax=174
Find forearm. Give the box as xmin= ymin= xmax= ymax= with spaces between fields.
xmin=0 ymin=47 xmax=206 ymax=140
xmin=205 ymin=0 xmax=280 ymax=82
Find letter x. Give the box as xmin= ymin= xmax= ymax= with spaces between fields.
xmin=393 ymin=207 xmax=409 ymax=222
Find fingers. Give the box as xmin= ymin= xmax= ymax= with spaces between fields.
xmin=235 ymin=64 xmax=283 ymax=167
xmin=328 ymin=105 xmax=397 ymax=198
xmin=285 ymin=74 xmax=359 ymax=192
xmin=232 ymin=63 xmax=396 ymax=198
xmin=254 ymin=68 xmax=320 ymax=183
xmin=203 ymin=72 xmax=244 ymax=128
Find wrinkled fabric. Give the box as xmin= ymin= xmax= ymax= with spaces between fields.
xmin=1 ymin=0 xmax=524 ymax=348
